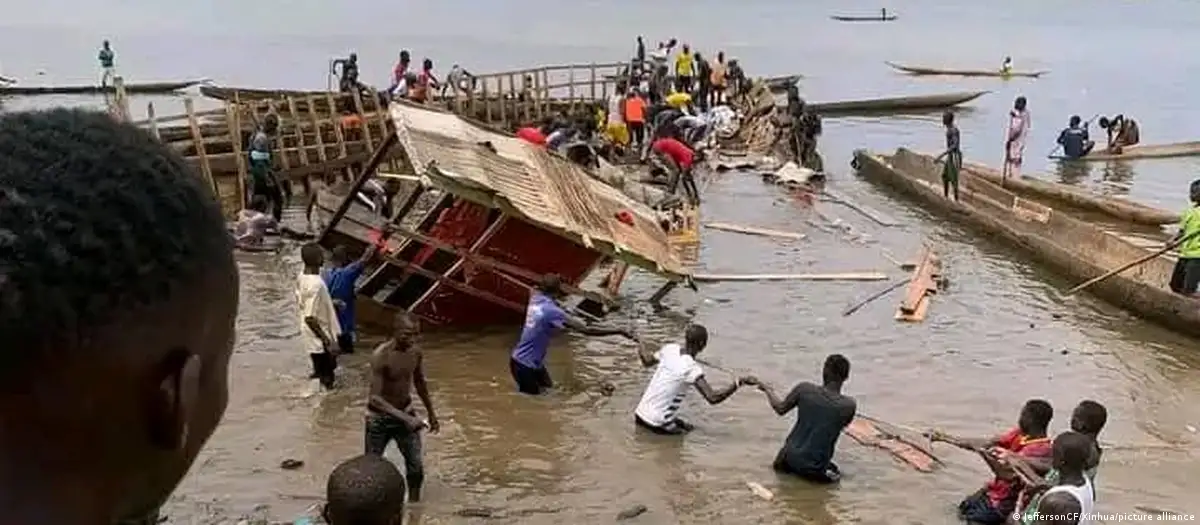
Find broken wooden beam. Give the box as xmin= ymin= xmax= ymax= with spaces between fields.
xmin=896 ymin=245 xmax=941 ymax=322
xmin=693 ymin=272 xmax=887 ymax=283
xmin=822 ymin=188 xmax=898 ymax=227
xmin=704 ymin=222 xmax=806 ymax=241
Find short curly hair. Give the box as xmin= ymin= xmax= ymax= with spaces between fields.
xmin=325 ymin=455 xmax=406 ymax=525
xmin=0 ymin=108 xmax=232 ymax=372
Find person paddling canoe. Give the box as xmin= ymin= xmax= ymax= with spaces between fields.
xmin=1001 ymin=56 xmax=1013 ymax=75
xmin=1098 ymin=114 xmax=1140 ymax=153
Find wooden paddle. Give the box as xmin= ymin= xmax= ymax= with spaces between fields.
xmin=1066 ymin=230 xmax=1200 ymax=295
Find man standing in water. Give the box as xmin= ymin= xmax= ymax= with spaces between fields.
xmin=249 ymin=113 xmax=284 ymax=221
xmin=367 ymin=312 xmax=439 ymax=502
xmin=298 ymin=243 xmax=342 ymax=390
xmin=1004 ymin=96 xmax=1031 ymax=181
xmin=0 ymin=108 xmax=238 ymax=524
xmin=754 ymin=354 xmax=856 ymax=483
xmin=632 ymin=324 xmax=752 ymax=434
xmin=1016 ymin=401 xmax=1107 ymax=525
xmin=99 ymin=40 xmax=116 ymax=87
xmin=934 ymin=110 xmax=962 ymax=201
xmin=510 ymin=274 xmax=634 ymax=395
xmin=1024 ymin=432 xmax=1095 ymax=525
xmin=325 ymin=227 xmax=393 ymax=354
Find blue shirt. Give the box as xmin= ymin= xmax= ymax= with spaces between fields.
xmin=511 ymin=292 xmax=567 ymax=369
xmin=1057 ymin=126 xmax=1090 ymax=159
xmin=323 ymin=261 xmax=365 ymax=335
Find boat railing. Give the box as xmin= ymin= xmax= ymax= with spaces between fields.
xmin=439 ymin=61 xmax=628 ymax=128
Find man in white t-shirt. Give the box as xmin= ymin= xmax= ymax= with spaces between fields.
xmin=633 ymin=324 xmax=752 ymax=435
xmin=297 ymin=243 xmax=342 ymax=389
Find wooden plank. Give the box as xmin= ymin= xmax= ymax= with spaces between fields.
xmin=407 ymin=215 xmax=509 ymax=311
xmin=692 ymin=272 xmax=888 ymax=282
xmin=567 ymin=64 xmax=576 ymax=113
xmin=704 ymin=222 xmax=806 ymax=241
xmin=378 ymin=251 xmax=526 ymax=315
xmin=183 ymin=97 xmax=218 ymax=197
xmin=317 ymin=131 xmax=399 ymax=244
xmin=266 ymin=100 xmax=291 ymax=171
xmin=224 ymin=101 xmax=247 ymax=208
xmin=324 ymin=92 xmax=350 ymax=158
xmin=896 ymin=246 xmax=939 ymax=322
xmin=498 ymin=75 xmax=508 ymax=126
xmin=823 ymin=188 xmax=898 ymax=226
xmin=304 ymin=94 xmax=329 ymax=165
xmin=285 ymin=96 xmax=311 ymax=167
xmin=351 ymin=88 xmax=376 ymax=151
xmin=482 ymin=76 xmax=492 ymax=124
xmin=146 ymin=102 xmax=160 ymax=141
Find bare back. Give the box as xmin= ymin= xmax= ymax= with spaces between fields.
xmin=370 ymin=340 xmax=422 ymax=413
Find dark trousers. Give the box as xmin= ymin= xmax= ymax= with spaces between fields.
xmin=365 ymin=412 xmax=424 ymax=499
xmin=774 ymin=457 xmax=842 ymax=484
xmin=957 ymin=488 xmax=1008 ymax=525
xmin=666 ymin=167 xmax=700 ymax=205
xmin=635 ymin=415 xmax=693 ymax=435
xmin=676 ymin=75 xmax=693 ymax=94
xmin=337 ymin=332 xmax=355 ymax=354
xmin=1170 ymin=257 xmax=1200 ymax=294
xmin=309 ymin=351 xmax=337 ymax=389
xmin=628 ymin=121 xmax=645 ymax=147
xmin=510 ymin=358 xmax=553 ymax=395
xmin=251 ymin=169 xmax=284 ymax=222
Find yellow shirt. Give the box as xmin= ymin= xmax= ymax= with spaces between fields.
xmin=675 ymin=52 xmax=695 ymax=76
xmin=1179 ymin=206 xmax=1200 ymax=258
xmin=666 ymin=92 xmax=691 ymax=109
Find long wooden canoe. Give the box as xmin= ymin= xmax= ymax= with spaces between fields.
xmin=831 ymin=15 xmax=897 ymax=22
xmin=0 ymin=79 xmax=208 ymax=96
xmin=885 ymin=61 xmax=1047 ymax=78
xmin=764 ymin=74 xmax=802 ymax=93
xmin=956 ymin=159 xmax=1178 ymax=226
xmin=1051 ymin=141 xmax=1200 ymax=162
xmin=200 ymin=85 xmax=322 ymax=101
xmin=809 ymin=91 xmax=988 ymax=116
xmin=854 ymin=148 xmax=1200 ymax=338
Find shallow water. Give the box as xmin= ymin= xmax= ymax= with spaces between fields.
xmin=5 ymin=1 xmax=1199 ymax=523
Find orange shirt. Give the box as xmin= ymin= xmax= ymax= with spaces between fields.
xmin=623 ymin=95 xmax=646 ymax=123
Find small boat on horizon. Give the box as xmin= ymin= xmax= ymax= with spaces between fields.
xmin=831 ymin=9 xmax=897 ymax=22
xmin=886 ymin=61 xmax=1047 ymax=79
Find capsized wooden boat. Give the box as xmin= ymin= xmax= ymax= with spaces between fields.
xmin=0 ymin=79 xmax=208 ymax=96
xmin=885 ymin=61 xmax=1047 ymax=78
xmin=853 ymin=147 xmax=1200 ymax=338
xmin=956 ymin=159 xmax=1178 ymax=227
xmin=830 ymin=14 xmax=897 ymax=22
xmin=809 ymin=91 xmax=988 ymax=116
xmin=1051 ymin=141 xmax=1200 ymax=162
xmin=314 ymin=100 xmax=689 ymax=329
xmin=764 ymin=74 xmax=802 ymax=92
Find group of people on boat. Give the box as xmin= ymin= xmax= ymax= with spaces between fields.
xmin=1055 ymin=113 xmax=1140 ymax=160
xmin=632 ymin=37 xmax=747 ymax=113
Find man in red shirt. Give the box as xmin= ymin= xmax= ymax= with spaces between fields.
xmin=651 ymin=136 xmax=699 ymax=204
xmin=930 ymin=399 xmax=1054 ymax=525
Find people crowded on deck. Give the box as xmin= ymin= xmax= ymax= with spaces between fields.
xmin=632 ymin=324 xmax=753 ymax=435
xmin=1098 ymin=114 xmax=1140 ymax=152
xmin=1169 ymin=179 xmax=1200 ymax=297
xmin=98 ymin=40 xmax=116 ymax=87
xmin=755 ymin=354 xmax=855 ymax=484
xmin=332 ymin=53 xmax=361 ymax=93
xmin=0 ymin=108 xmax=239 ymax=525
xmin=930 ymin=399 xmax=1054 ymax=525
xmin=1057 ymin=115 xmax=1096 ymax=160
xmin=248 ymin=113 xmax=284 ymax=221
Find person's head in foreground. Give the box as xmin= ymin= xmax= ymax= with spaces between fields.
xmin=537 ymin=273 xmax=566 ymax=300
xmin=681 ymin=323 xmax=708 ymax=356
xmin=0 ymin=108 xmax=238 ymax=522
xmin=323 ymin=455 xmax=407 ymax=525
xmin=1035 ymin=491 xmax=1081 ymax=524
xmin=823 ymin=354 xmax=850 ymax=387
xmin=1070 ymin=400 xmax=1107 ymax=437
xmin=1018 ymin=399 xmax=1054 ymax=436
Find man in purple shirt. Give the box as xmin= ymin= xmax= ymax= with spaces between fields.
xmin=510 ymin=274 xmax=634 ymax=395
xmin=324 ymin=229 xmax=392 ymax=354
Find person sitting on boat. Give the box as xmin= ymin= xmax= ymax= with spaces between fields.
xmin=1098 ymin=114 xmax=1140 ymax=153
xmin=752 ymin=354 xmax=855 ymax=484
xmin=408 ymin=59 xmax=439 ymax=104
xmin=1056 ymin=115 xmax=1095 ymax=160
xmin=929 ymin=399 xmax=1054 ymax=525
xmin=1168 ymin=179 xmax=1200 ymax=297
xmin=390 ymin=50 xmax=411 ymax=93
xmin=935 ymin=110 xmax=963 ymax=201
xmin=1001 ymin=56 xmax=1013 ymax=75
xmin=332 ymin=53 xmax=361 ymax=94
xmin=98 ymin=40 xmax=116 ymax=87
xmin=248 ymin=114 xmax=284 ymax=222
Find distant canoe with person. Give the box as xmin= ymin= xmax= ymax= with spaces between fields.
xmin=885 ymin=62 xmax=1047 ymax=78
xmin=0 ymin=79 xmax=208 ymax=96
xmin=831 ymin=14 xmax=897 ymax=22
xmin=1050 ymin=141 xmax=1200 ymax=162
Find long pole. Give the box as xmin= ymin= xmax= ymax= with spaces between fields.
xmin=1066 ymin=230 xmax=1200 ymax=295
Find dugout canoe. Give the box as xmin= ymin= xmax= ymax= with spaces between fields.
xmin=885 ymin=61 xmax=1047 ymax=79
xmin=853 ymin=148 xmax=1200 ymax=339
xmin=809 ymin=91 xmax=988 ymax=116
xmin=200 ymin=85 xmax=324 ymax=101
xmin=0 ymin=79 xmax=208 ymax=96
xmin=956 ymin=160 xmax=1179 ymax=227
xmin=764 ymin=74 xmax=802 ymax=92
xmin=1050 ymin=141 xmax=1200 ymax=162
xmin=830 ymin=14 xmax=897 ymax=22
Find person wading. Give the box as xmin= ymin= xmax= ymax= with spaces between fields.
xmin=325 ymin=228 xmax=393 ymax=355
xmin=1015 ymin=401 xmax=1107 ymax=524
xmin=298 ymin=243 xmax=342 ymax=390
xmin=0 ymin=108 xmax=238 ymax=524
xmin=510 ymin=274 xmax=633 ymax=395
xmin=367 ymin=312 xmax=439 ymax=502
xmin=754 ymin=354 xmax=856 ymax=483
xmin=1024 ymin=432 xmax=1096 ymax=525
xmin=931 ymin=399 xmax=1054 ymax=525
xmin=632 ymin=324 xmax=753 ymax=435
xmin=935 ymin=110 xmax=963 ymax=201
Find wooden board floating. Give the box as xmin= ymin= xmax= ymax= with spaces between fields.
xmin=885 ymin=61 xmax=1047 ymax=79
xmin=896 ymin=246 xmax=940 ymax=322
xmin=693 ymin=272 xmax=888 ymax=283
xmin=704 ymin=222 xmax=806 ymax=240
xmin=844 ymin=415 xmax=941 ymax=473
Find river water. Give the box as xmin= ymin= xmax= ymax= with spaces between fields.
xmin=4 ymin=1 xmax=1199 ymax=523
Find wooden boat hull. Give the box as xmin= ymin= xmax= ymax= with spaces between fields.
xmin=764 ymin=75 xmax=802 ymax=92
xmin=885 ymin=61 xmax=1046 ymax=78
xmin=810 ymin=91 xmax=988 ymax=116
xmin=0 ymin=79 xmax=207 ymax=96
xmin=1052 ymin=141 xmax=1200 ymax=162
xmin=853 ymin=148 xmax=1200 ymax=338
xmin=831 ymin=15 xmax=897 ymax=21
xmin=958 ymin=160 xmax=1178 ymax=226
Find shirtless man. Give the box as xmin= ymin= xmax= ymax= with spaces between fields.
xmin=1098 ymin=115 xmax=1140 ymax=153
xmin=367 ymin=312 xmax=439 ymax=502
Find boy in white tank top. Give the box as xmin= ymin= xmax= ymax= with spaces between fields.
xmin=1028 ymin=431 xmax=1095 ymax=524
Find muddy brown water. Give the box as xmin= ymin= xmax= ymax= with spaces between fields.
xmin=163 ymin=167 xmax=1200 ymax=524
